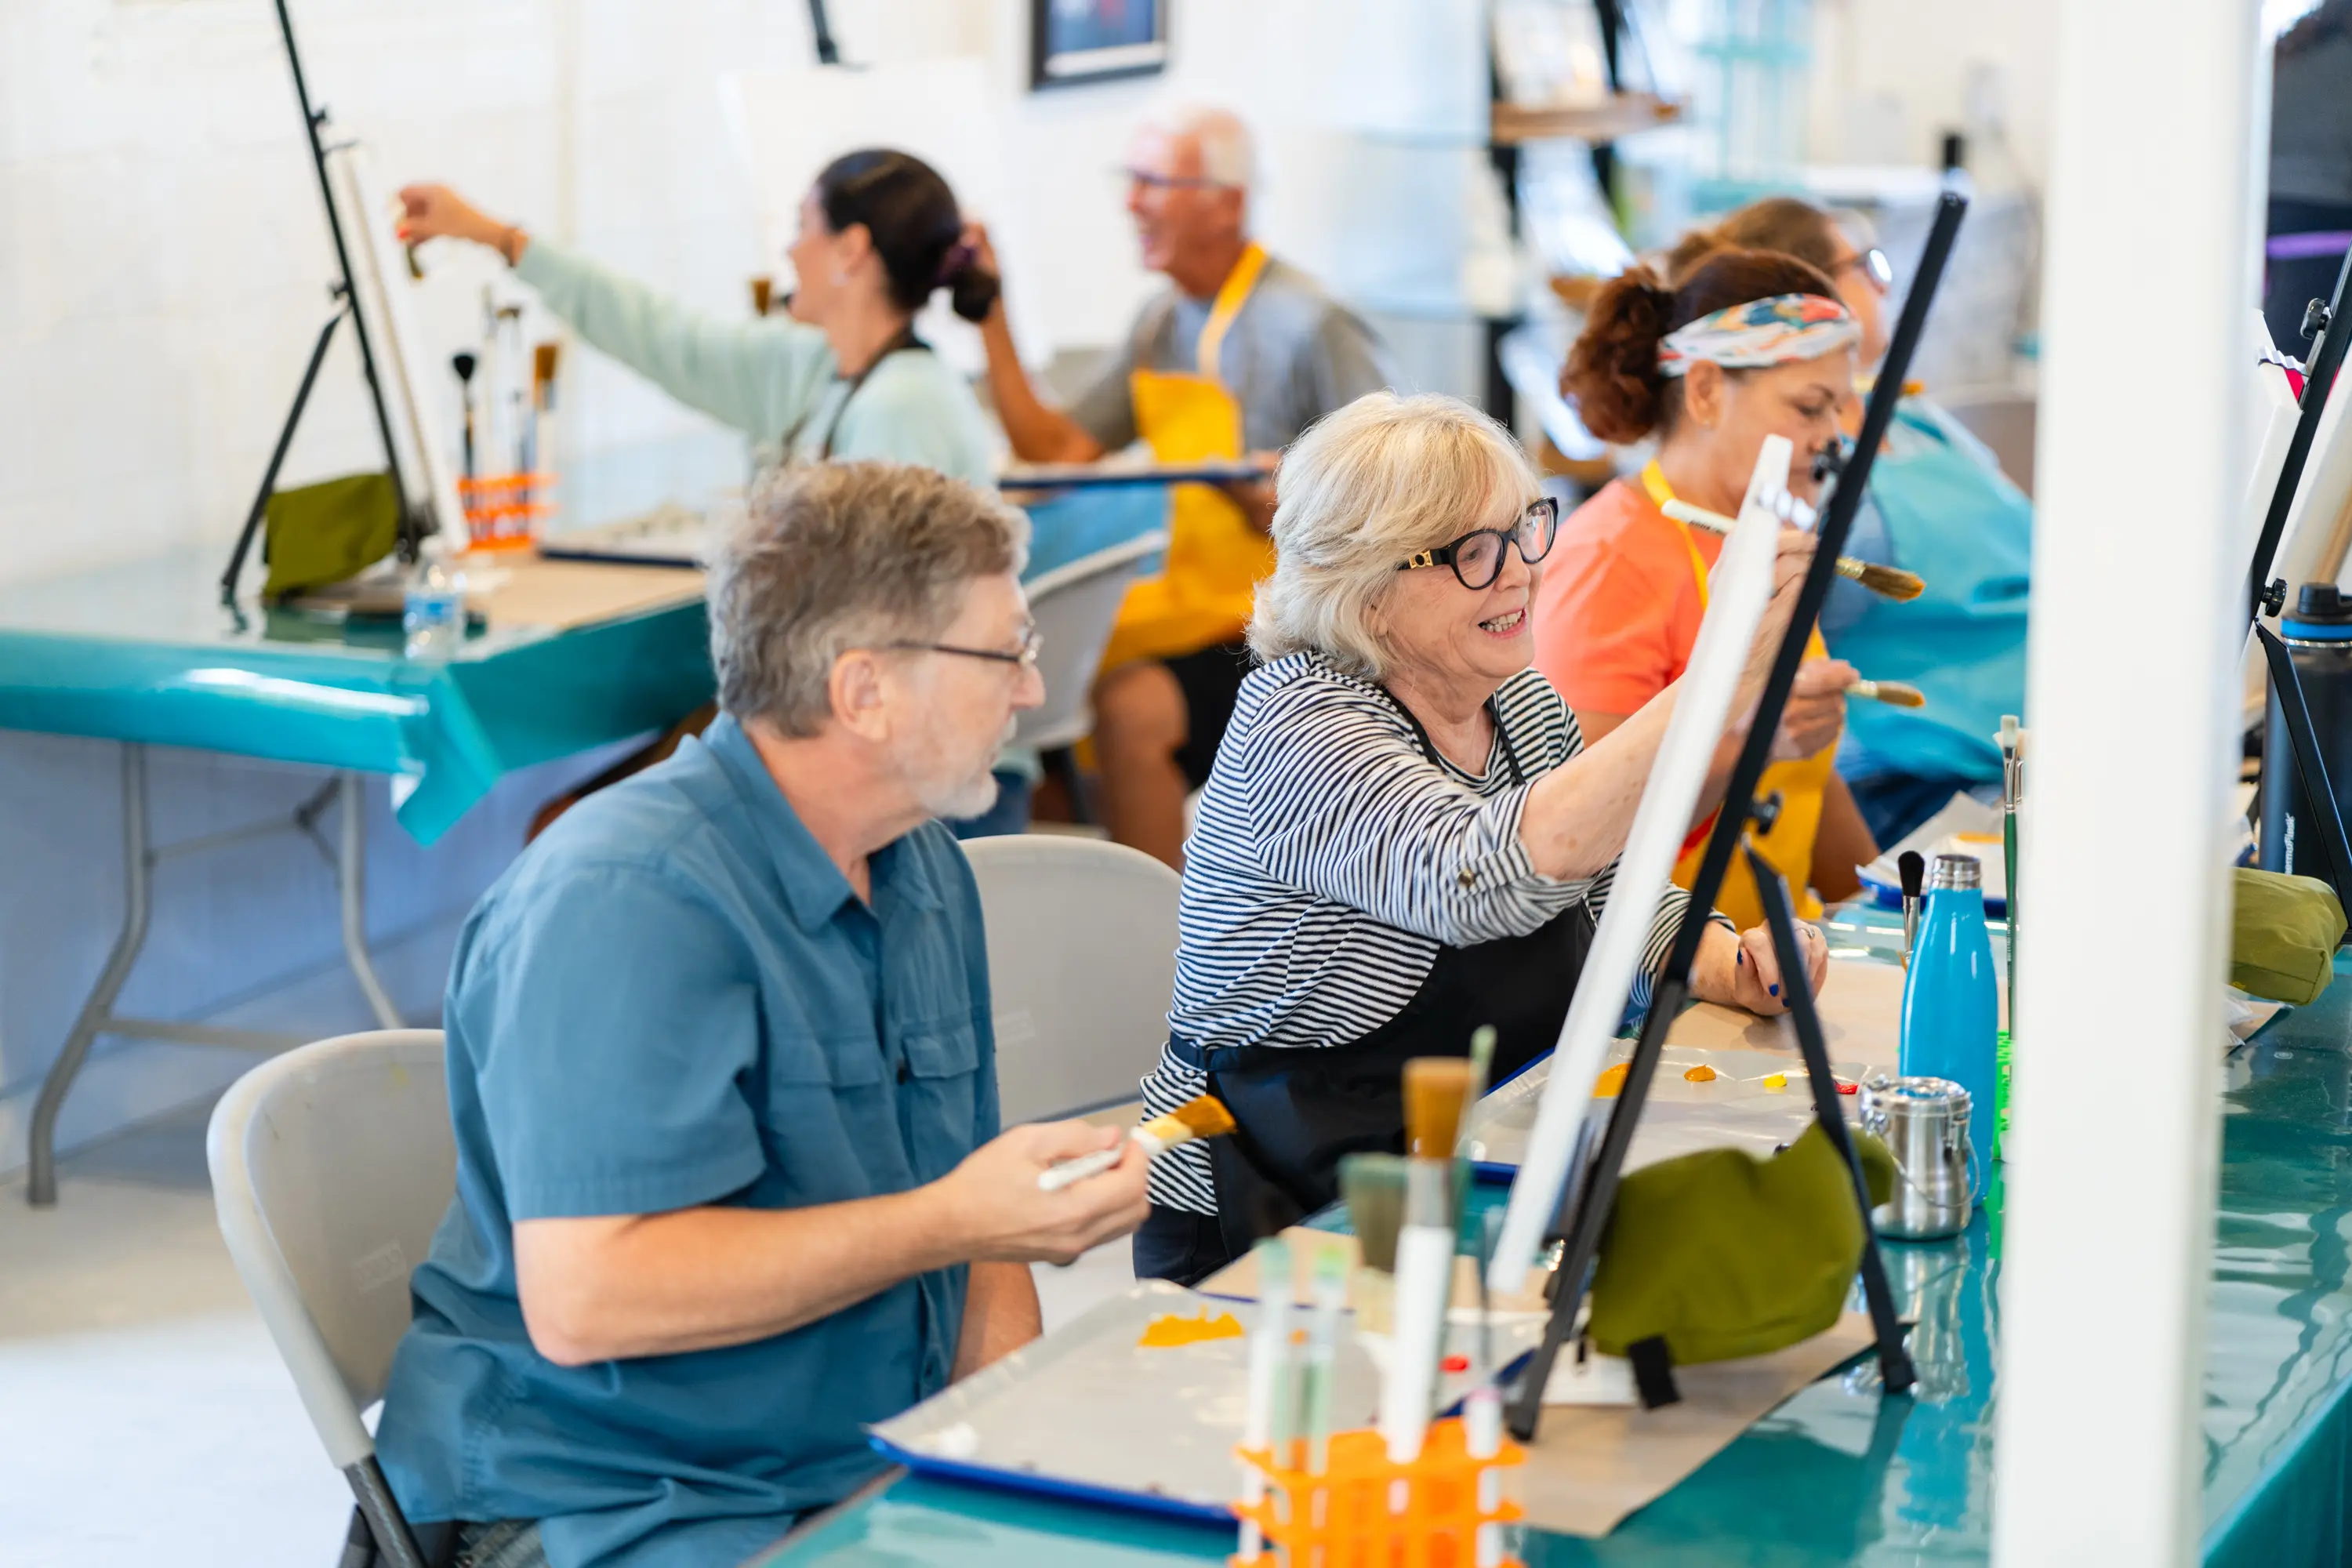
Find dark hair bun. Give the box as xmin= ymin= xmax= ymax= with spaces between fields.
xmin=1560 ymin=247 xmax=1841 ymax=445
xmin=944 ymin=251 xmax=1000 ymax=325
xmin=815 ymin=148 xmax=986 ymax=320
xmin=1561 ymin=264 xmax=1673 ymax=445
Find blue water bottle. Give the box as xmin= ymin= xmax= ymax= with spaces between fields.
xmin=1900 ymin=853 xmax=1998 ymax=1198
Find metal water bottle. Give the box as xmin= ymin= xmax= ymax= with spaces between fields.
xmin=2259 ymin=583 xmax=2352 ymax=879
xmin=1899 ymin=855 xmax=1998 ymax=1193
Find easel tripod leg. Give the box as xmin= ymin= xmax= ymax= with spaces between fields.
xmin=1745 ymin=845 xmax=1916 ymax=1395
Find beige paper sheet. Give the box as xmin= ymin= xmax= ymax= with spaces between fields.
xmin=477 ymin=554 xmax=703 ymax=632
xmin=1514 ymin=1312 xmax=1878 ymax=1537
xmin=1664 ymin=956 xmax=1915 ymax=1069
xmin=1196 ymin=1226 xmax=1552 ymax=1316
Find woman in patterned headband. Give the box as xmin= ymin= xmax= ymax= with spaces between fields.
xmin=1531 ymin=247 xmax=1880 ymax=931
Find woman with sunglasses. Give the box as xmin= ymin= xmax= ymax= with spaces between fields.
xmin=1132 ymin=392 xmax=1831 ymax=1286
xmin=1663 ymin=198 xmax=2035 ymax=847
xmin=1534 ymin=247 xmax=1877 ymax=933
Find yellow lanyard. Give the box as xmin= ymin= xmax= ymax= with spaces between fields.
xmin=1641 ymin=459 xmax=1715 ymax=612
xmin=1195 ymin=241 xmax=1270 ymax=387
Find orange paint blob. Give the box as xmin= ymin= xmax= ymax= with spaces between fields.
xmin=1682 ymin=1065 xmax=1718 ymax=1083
xmin=1137 ymin=1311 xmax=1245 ymax=1348
xmin=1595 ymin=1062 xmax=1631 ymax=1097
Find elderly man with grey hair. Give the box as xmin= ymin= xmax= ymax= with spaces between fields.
xmin=373 ymin=463 xmax=1152 ymax=1568
xmin=968 ymin=103 xmax=1400 ymax=869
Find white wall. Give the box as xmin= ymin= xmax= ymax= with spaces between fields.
xmin=0 ymin=0 xmax=1499 ymax=1171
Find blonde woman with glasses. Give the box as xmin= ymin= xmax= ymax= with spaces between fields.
xmin=1132 ymin=391 xmax=1833 ymax=1284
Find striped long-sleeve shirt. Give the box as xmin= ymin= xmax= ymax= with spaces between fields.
xmin=1139 ymin=650 xmax=1713 ymax=1215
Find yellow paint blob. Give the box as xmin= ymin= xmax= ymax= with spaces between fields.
xmin=1595 ymin=1062 xmax=1631 ymax=1098
xmin=1682 ymin=1065 xmax=1719 ymax=1083
xmin=1137 ymin=1311 xmax=1246 ymax=1348
xmin=1763 ymin=1073 xmax=1789 ymax=1091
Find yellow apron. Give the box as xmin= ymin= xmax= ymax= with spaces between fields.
xmin=1642 ymin=461 xmax=1834 ymax=930
xmin=1098 ymin=242 xmax=1278 ymax=673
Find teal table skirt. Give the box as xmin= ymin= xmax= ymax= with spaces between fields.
xmin=757 ymin=943 xmax=2352 ymax=1566
xmin=0 ymin=550 xmax=713 ymax=844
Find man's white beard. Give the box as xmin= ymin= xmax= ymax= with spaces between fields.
xmin=917 ymin=762 xmax=1001 ymax=823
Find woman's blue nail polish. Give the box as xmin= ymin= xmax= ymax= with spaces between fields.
xmin=1769 ymin=983 xmax=1780 ymax=997
xmin=1736 ymin=949 xmax=1744 ymax=966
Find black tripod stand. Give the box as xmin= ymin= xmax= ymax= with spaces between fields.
xmin=218 ymin=0 xmax=417 ymax=608
xmin=1504 ymin=185 xmax=1973 ymax=1442
xmin=2249 ymin=247 xmax=2352 ymax=913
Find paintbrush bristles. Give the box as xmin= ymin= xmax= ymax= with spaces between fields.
xmin=1849 ymin=679 xmax=1927 ymax=709
xmin=1143 ymin=1094 xmax=1236 ymax=1144
xmin=1838 ymin=557 xmax=1926 ymax=601
xmin=1403 ymin=1057 xmax=1473 ymax=1158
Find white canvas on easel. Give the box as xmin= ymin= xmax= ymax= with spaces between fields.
xmin=327 ymin=141 xmax=467 ymax=546
xmin=718 ymin=60 xmax=1014 ymax=377
xmin=1488 ymin=435 xmax=1795 ymax=1287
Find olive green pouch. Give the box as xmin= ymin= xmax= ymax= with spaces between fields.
xmin=262 ymin=470 xmax=401 ymax=599
xmin=1588 ymin=1123 xmax=1895 ymax=1394
xmin=2230 ymin=867 xmax=2345 ymax=1006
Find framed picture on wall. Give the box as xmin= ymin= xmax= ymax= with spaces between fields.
xmin=1030 ymin=0 xmax=1168 ymax=90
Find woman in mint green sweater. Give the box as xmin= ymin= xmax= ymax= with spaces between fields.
xmin=399 ymin=151 xmax=1041 ymax=834
xmin=397 ymin=150 xmax=1000 ymax=484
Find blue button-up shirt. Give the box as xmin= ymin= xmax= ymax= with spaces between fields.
xmin=376 ymin=715 xmax=997 ymax=1568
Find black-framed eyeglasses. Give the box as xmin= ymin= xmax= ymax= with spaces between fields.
xmin=1396 ymin=497 xmax=1560 ymax=590
xmin=1837 ymin=246 xmax=1893 ymax=294
xmin=887 ymin=622 xmax=1042 ymax=671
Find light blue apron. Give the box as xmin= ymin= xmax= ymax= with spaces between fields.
xmin=1825 ymin=401 xmax=2033 ymax=787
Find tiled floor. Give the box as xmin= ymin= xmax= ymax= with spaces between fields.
xmin=0 ymin=1096 xmax=1141 ymax=1566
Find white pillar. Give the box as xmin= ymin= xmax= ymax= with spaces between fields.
xmin=1992 ymin=2 xmax=2266 ymax=1563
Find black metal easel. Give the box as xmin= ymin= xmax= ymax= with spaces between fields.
xmin=806 ymin=0 xmax=844 ymax=65
xmin=2248 ymin=249 xmax=2352 ymax=911
xmin=1504 ymin=186 xmax=1971 ymax=1441
xmin=219 ymin=0 xmax=417 ymax=606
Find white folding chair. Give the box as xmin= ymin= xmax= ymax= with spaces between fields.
xmin=1017 ymin=530 xmax=1168 ymax=821
xmin=1015 ymin=528 xmax=1169 ymax=755
xmin=960 ymin=834 xmax=1181 ymax=1127
xmin=208 ymin=1029 xmax=455 ymax=1568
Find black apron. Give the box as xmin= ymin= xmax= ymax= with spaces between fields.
xmin=782 ymin=324 xmax=925 ymax=461
xmin=1170 ymin=688 xmax=1598 ymax=1257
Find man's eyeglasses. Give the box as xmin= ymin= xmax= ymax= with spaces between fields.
xmin=1396 ymin=497 xmax=1560 ymax=590
xmin=1836 ymin=246 xmax=1894 ymax=295
xmin=1117 ymin=165 xmax=1235 ymax=193
xmin=887 ymin=622 xmax=1043 ymax=672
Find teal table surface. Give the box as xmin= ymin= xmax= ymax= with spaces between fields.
xmin=0 ymin=548 xmax=713 ymax=844
xmin=754 ymin=936 xmax=2352 ymax=1567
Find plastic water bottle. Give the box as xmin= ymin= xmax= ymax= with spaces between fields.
xmin=402 ymin=549 xmax=466 ymax=661
xmin=1900 ymin=853 xmax=1998 ymax=1196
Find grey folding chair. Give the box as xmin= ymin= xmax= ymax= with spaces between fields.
xmin=1015 ymin=529 xmax=1170 ymax=818
xmin=960 ymin=834 xmax=1181 ymax=1127
xmin=208 ymin=1029 xmax=455 ymax=1568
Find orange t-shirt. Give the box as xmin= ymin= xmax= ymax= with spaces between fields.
xmin=1531 ymin=476 xmax=1718 ymax=715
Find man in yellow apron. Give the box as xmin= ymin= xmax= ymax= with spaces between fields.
xmin=975 ymin=104 xmax=1398 ymax=866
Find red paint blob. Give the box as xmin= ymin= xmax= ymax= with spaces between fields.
xmin=1442 ymin=1353 xmax=1470 ymax=1374
xmin=1836 ymin=1081 xmax=1859 ymax=1096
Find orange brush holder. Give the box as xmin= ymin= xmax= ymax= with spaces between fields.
xmin=459 ymin=474 xmax=555 ymax=552
xmin=1232 ymin=1417 xmax=1524 ymax=1568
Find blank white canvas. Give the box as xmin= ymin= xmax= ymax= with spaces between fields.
xmin=1489 ymin=435 xmax=1793 ymax=1287
xmin=328 ymin=143 xmax=467 ymax=546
